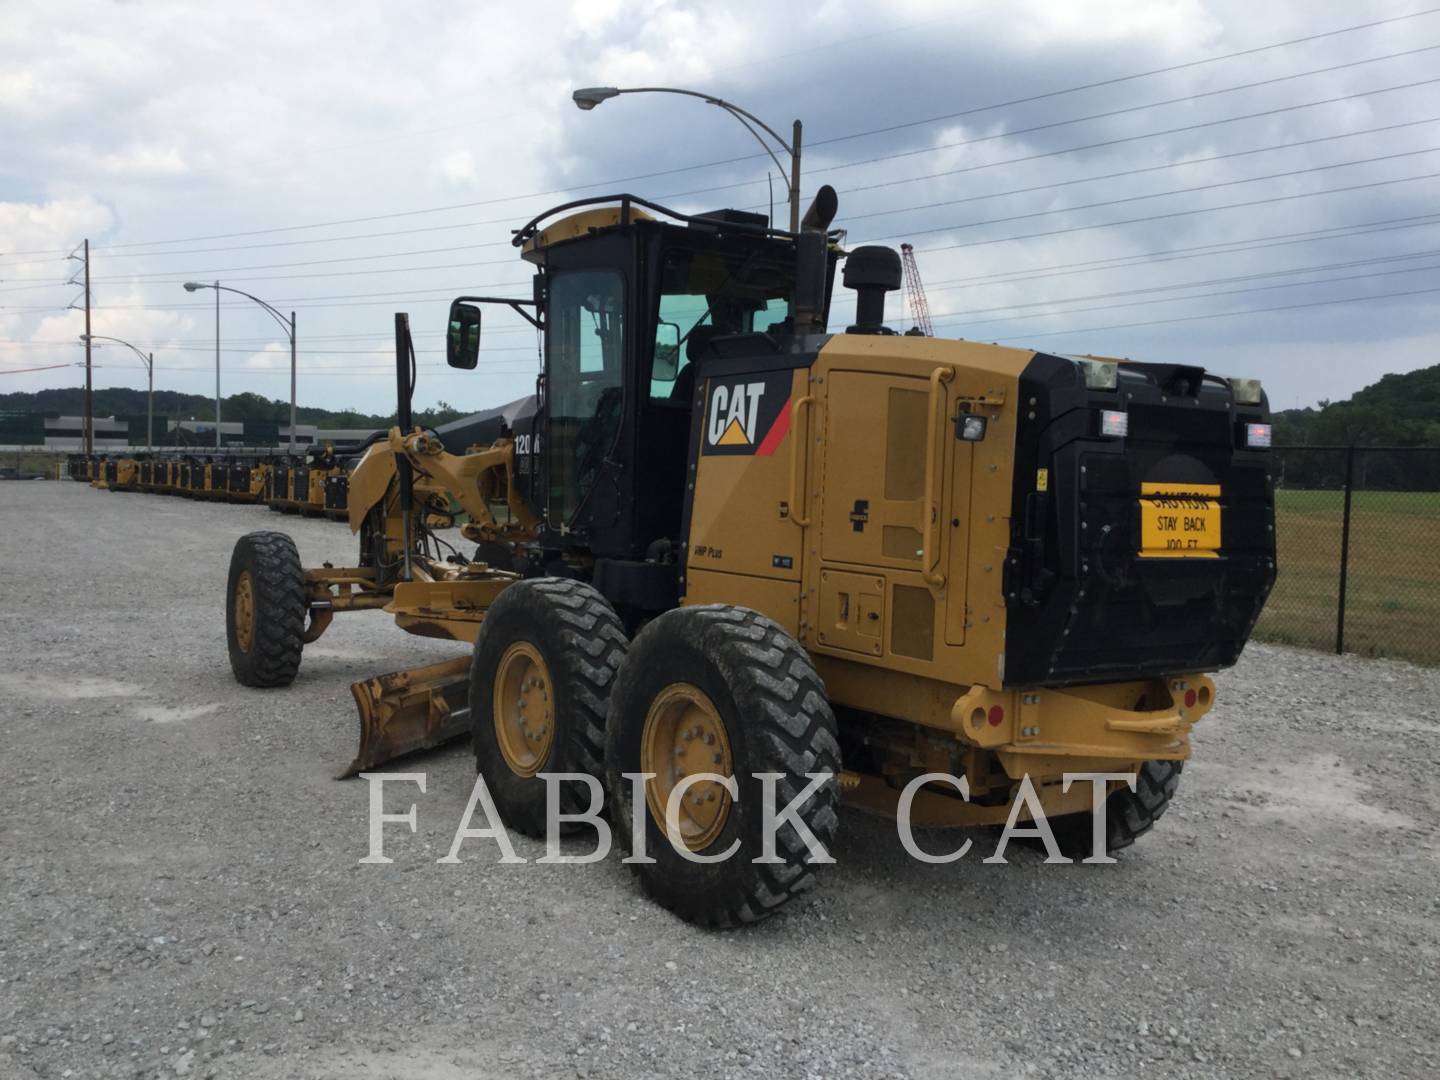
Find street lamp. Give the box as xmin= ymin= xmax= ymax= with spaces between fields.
xmin=183 ymin=281 xmax=298 ymax=450
xmin=572 ymin=85 xmax=803 ymax=233
xmin=79 ymin=334 xmax=154 ymax=451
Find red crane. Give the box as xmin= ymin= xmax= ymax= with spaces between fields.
xmin=899 ymin=242 xmax=934 ymax=337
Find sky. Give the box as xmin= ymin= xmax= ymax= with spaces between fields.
xmin=1 ymin=0 xmax=1437 ymax=415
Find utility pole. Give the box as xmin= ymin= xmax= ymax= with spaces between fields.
xmin=83 ymin=239 xmax=92 ymax=454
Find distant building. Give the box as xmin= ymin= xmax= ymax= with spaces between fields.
xmin=40 ymin=415 xmax=130 ymax=451
xmin=0 ymin=415 xmax=384 ymax=452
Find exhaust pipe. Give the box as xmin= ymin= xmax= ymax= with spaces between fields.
xmin=793 ymin=184 xmax=839 ymax=334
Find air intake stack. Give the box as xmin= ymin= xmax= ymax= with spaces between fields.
xmin=843 ymin=246 xmax=902 ymax=335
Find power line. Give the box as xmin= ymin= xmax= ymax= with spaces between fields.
xmin=5 ymin=73 xmax=1434 ymax=286
xmin=14 ymin=251 xmax=1440 ymax=355
xmin=8 ymin=114 xmax=1414 ymax=271
xmin=0 ymin=341 xmax=539 ymax=356
xmin=828 ymin=222 xmax=1440 ymax=312
xmin=910 ymin=247 xmax=1440 ymax=313
xmin=4 ymin=11 xmax=1435 ymax=260
xmin=0 ymin=362 xmax=73 ymax=375
xmin=807 ymin=72 xmax=1440 ymax=183
xmin=805 ymin=8 xmax=1440 ymax=151
xmin=929 ymin=262 xmax=1440 ymax=329
xmin=984 ymin=285 xmax=1440 ymax=341
xmin=875 ymin=169 xmax=1440 ymax=251
xmin=854 ymin=213 xmax=1440 ymax=293
xmin=14 ymin=98 xmax=1437 ymax=293
xmin=855 ymin=146 xmax=1440 ymax=239
xmin=13 ymin=210 xmax=1440 ymax=324
xmin=843 ymin=122 xmax=1440 ymax=223
xmin=75 ymin=206 xmax=1440 ymax=314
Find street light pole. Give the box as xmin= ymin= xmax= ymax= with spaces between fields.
xmin=183 ymin=281 xmax=297 ymax=450
xmin=289 ymin=310 xmax=297 ymax=451
xmin=78 ymin=334 xmax=155 ymax=451
xmin=213 ymin=280 xmax=220 ymax=447
xmin=572 ymin=86 xmax=802 ymax=232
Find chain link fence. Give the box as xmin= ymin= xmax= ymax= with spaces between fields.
xmin=1258 ymin=446 xmax=1440 ymax=666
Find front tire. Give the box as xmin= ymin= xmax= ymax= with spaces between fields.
xmin=606 ymin=605 xmax=841 ymax=928
xmin=226 ymin=531 xmax=306 ymax=687
xmin=468 ymin=579 xmax=627 ymax=837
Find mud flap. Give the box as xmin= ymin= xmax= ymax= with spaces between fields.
xmin=339 ymin=655 xmax=472 ymax=778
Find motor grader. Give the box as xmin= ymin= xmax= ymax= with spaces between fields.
xmin=224 ymin=189 xmax=1275 ymax=926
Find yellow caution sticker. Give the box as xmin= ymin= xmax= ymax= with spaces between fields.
xmin=1139 ymin=482 xmax=1221 ymax=558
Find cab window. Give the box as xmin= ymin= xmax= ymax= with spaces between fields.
xmin=649 ymin=245 xmax=794 ymax=402
xmin=547 ymin=269 xmax=625 ymax=525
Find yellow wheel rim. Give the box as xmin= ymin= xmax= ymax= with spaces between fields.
xmin=233 ymin=570 xmax=255 ymax=653
xmin=493 ymin=641 xmax=554 ymax=778
xmin=640 ymin=683 xmax=733 ymax=852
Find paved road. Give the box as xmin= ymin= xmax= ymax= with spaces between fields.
xmin=1 ymin=482 xmax=1437 ymax=1079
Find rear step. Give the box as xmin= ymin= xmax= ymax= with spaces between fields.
xmin=340 ymin=656 xmax=472 ymax=778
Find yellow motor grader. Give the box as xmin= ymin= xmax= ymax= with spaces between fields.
xmin=225 ymin=190 xmax=1275 ymax=925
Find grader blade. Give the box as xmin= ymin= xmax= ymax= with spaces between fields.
xmin=340 ymin=656 xmax=472 ymax=778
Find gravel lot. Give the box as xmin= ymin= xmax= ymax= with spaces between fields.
xmin=2 ymin=480 xmax=1438 ymax=1080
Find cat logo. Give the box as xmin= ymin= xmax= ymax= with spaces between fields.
xmin=702 ymin=370 xmax=792 ymax=457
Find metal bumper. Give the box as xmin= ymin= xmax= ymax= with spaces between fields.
xmin=950 ymin=674 xmax=1216 ymax=776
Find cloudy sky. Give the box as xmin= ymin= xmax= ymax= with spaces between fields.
xmin=1 ymin=0 xmax=1436 ymax=415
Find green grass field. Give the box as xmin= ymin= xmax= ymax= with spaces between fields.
xmin=1256 ymin=489 xmax=1440 ymax=665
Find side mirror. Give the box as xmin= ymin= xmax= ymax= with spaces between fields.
xmin=447 ymin=300 xmax=482 ymax=369
xmin=652 ymin=322 xmax=681 ymax=382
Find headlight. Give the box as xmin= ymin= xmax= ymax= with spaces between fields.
xmin=1099 ymin=410 xmax=1129 ymax=438
xmin=1078 ymin=358 xmax=1118 ymax=390
xmin=956 ymin=413 xmax=988 ymax=441
xmin=1230 ymin=377 xmax=1263 ymax=405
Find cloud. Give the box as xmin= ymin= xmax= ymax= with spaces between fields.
xmin=97 ymin=144 xmax=189 ymax=177
xmin=0 ymin=0 xmax=1435 ymax=410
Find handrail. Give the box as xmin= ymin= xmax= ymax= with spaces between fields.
xmin=786 ymin=396 xmax=816 ymax=527
xmin=512 ymin=193 xmax=795 ymax=248
xmin=921 ymin=366 xmax=955 ymax=589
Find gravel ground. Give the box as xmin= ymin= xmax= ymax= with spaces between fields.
xmin=2 ymin=481 xmax=1438 ymax=1080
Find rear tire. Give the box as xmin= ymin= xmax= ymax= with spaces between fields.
xmin=1039 ymin=760 xmax=1183 ymax=858
xmin=226 ymin=531 xmax=306 ymax=688
xmin=468 ymin=579 xmax=628 ymax=838
xmin=606 ymin=605 xmax=841 ymax=928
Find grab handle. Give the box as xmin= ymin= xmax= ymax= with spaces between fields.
xmin=921 ymin=366 xmax=955 ymax=589
xmin=786 ymin=395 xmax=816 ymax=527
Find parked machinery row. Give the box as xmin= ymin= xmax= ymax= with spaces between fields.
xmin=65 ymin=444 xmax=357 ymax=520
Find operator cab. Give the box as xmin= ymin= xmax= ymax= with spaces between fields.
xmin=446 ymin=193 xmax=840 ymax=611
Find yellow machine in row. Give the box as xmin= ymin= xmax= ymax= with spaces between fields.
xmin=225 ymin=190 xmax=1276 ymax=926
